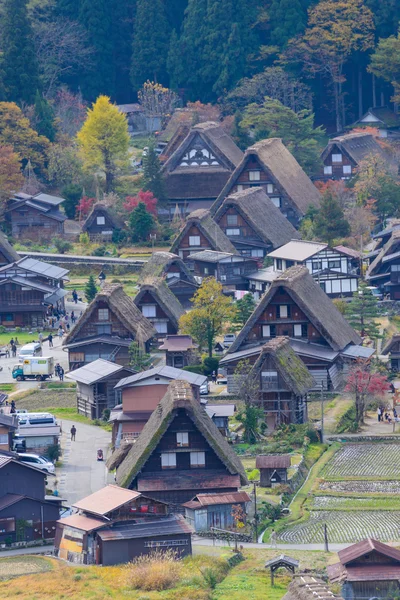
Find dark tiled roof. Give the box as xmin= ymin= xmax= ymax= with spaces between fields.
xmin=97 ymin=514 xmax=193 ymax=541
xmin=182 ymin=491 xmax=251 ymax=509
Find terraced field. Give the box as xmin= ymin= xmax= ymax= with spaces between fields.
xmin=278 ymin=443 xmax=400 ymax=544
xmin=278 ymin=511 xmax=400 ymax=544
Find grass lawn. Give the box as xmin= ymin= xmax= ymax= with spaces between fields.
xmin=0 ymin=331 xmax=53 ymax=347
xmin=65 ymin=273 xmax=140 ymax=298
xmin=0 ymin=384 xmax=15 ymax=392
xmin=0 ymin=556 xmax=53 ymax=580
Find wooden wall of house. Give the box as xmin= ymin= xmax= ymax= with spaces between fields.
xmin=1 ymin=461 xmax=45 ymax=498
xmin=0 ymin=425 xmax=11 ymax=452
xmin=76 ymin=301 xmax=132 ymax=340
xmin=259 ymin=467 xmax=288 ymax=487
xmin=0 ymin=309 xmax=45 ymax=328
xmin=217 ymin=207 xmax=264 ymax=242
xmin=322 ymin=145 xmax=355 ymax=180
xmin=86 ymin=211 xmax=115 ymax=235
xmin=177 ymin=224 xmax=212 ymax=259
xmin=136 ymin=291 xmax=170 ymax=320
xmin=0 ymin=250 xmax=10 ymax=266
xmin=8 ymin=206 xmax=63 ymax=240
xmin=68 ymin=343 xmax=130 ymax=369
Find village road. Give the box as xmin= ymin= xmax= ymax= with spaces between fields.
xmin=57 ymin=419 xmax=111 ymax=506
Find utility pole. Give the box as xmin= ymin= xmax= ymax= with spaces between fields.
xmin=324 ymin=523 xmax=329 ymax=552
xmin=320 ymin=382 xmax=324 ymax=443
xmin=253 ymin=481 xmax=258 ymax=543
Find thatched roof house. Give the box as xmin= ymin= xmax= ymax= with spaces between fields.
xmin=82 ymin=203 xmax=123 ymax=240
xmin=63 ymin=284 xmax=156 ymax=369
xmin=115 ymin=379 xmax=247 ymax=503
xmin=140 ymin=251 xmax=199 ymax=305
xmin=229 ymin=265 xmax=361 ymax=354
xmin=162 ymin=121 xmax=243 ymax=213
xmin=366 ymin=229 xmax=400 ymax=299
xmin=211 ymin=138 xmax=321 ymax=225
xmin=321 ymin=132 xmax=390 ymax=168
xmin=133 ymin=276 xmax=185 ymax=337
xmin=0 ymin=232 xmax=19 ymax=266
xmin=170 ymin=208 xmax=237 ymax=261
xmin=214 ymin=187 xmax=300 ymax=255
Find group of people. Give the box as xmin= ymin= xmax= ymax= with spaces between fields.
xmin=55 ymin=362 xmax=65 ymax=381
xmin=7 ymin=338 xmax=19 ymax=358
xmin=377 ymin=406 xmax=398 ymax=424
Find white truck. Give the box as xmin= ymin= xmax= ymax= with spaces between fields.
xmin=12 ymin=357 xmax=54 ymax=381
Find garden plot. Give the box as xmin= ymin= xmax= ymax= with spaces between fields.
xmin=322 ymin=444 xmax=400 ymax=479
xmin=311 ymin=496 xmax=400 ymax=510
xmin=278 ymin=511 xmax=400 ymax=544
xmin=319 ymin=480 xmax=400 ymax=494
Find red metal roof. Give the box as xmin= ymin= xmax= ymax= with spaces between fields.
xmin=57 ymin=514 xmax=106 ymax=532
xmin=338 ymin=538 xmax=400 ymax=565
xmin=137 ymin=470 xmax=240 ymax=492
xmin=73 ymin=485 xmax=141 ymax=517
xmin=159 ymin=335 xmax=197 ymax=352
xmin=182 ymin=491 xmax=251 ymax=509
xmin=256 ymin=455 xmax=291 ymax=469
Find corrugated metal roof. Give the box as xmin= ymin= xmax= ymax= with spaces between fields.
xmin=73 ymin=485 xmax=141 ymax=516
xmin=97 ymin=515 xmax=193 ymax=541
xmin=341 ymin=345 xmax=375 ymax=359
xmin=17 ymin=426 xmax=61 ymax=437
xmin=66 ymin=359 xmax=129 ymax=385
xmin=34 ymin=193 xmax=65 ymax=206
xmin=159 ymin=336 xmax=197 ymax=352
xmin=205 ymin=404 xmax=236 ymax=418
xmin=0 ymin=494 xmax=24 ymax=510
xmin=268 ymin=240 xmax=327 ymax=261
xmin=64 ymin=336 xmax=133 ymax=350
xmin=44 ymin=288 xmax=68 ymax=305
xmin=265 ymin=555 xmax=299 ymax=568
xmin=16 ymin=257 xmax=69 ymax=280
xmin=0 ymin=456 xmax=14 ymax=468
xmin=256 ymin=455 xmax=291 ymax=469
xmin=57 ymin=514 xmax=106 ymax=532
xmin=115 ymin=366 xmax=207 ymax=389
xmin=338 ymin=538 xmax=400 ymax=565
xmin=188 ymin=250 xmax=236 ymax=263
xmin=245 ymin=268 xmax=279 ymax=283
xmin=183 ymin=491 xmax=250 ymax=509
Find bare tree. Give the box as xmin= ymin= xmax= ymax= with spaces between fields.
xmin=33 ymin=18 xmax=93 ymax=97
xmin=138 ymin=81 xmax=180 ymax=129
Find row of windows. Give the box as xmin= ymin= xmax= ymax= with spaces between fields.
xmin=235 ymin=184 xmax=281 ymax=207
xmin=312 ymin=259 xmax=341 ymax=271
xmin=324 ymin=165 xmax=351 ymax=175
xmin=161 ymin=451 xmax=205 ymax=469
xmin=262 ymin=323 xmax=307 ymax=338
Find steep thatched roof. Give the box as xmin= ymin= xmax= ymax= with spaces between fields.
xmin=140 ymin=251 xmax=197 ymax=285
xmin=367 ymin=229 xmax=400 ymax=278
xmin=82 ymin=203 xmax=124 ymax=231
xmin=229 ymin=265 xmax=361 ymax=354
xmin=251 ymin=337 xmax=315 ymax=396
xmin=382 ymin=334 xmax=400 ymax=356
xmin=0 ymin=232 xmax=19 ymax=264
xmin=211 ymin=138 xmax=321 ymax=215
xmin=133 ymin=276 xmax=185 ymax=329
xmin=321 ymin=132 xmax=389 ymax=165
xmin=106 ymin=442 xmax=133 ymax=470
xmin=214 ymin=187 xmax=300 ymax=249
xmin=283 ymin=575 xmax=343 ymax=600
xmin=63 ymin=284 xmax=156 ymax=345
xmin=116 ymin=379 xmax=248 ymax=488
xmin=170 ymin=209 xmax=237 ymax=255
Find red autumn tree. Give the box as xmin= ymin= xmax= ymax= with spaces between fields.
xmin=76 ymin=196 xmax=96 ymax=219
xmin=345 ymin=359 xmax=390 ymax=425
xmin=123 ymin=190 xmax=157 ymax=216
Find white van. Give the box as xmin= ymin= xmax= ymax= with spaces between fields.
xmin=18 ymin=342 xmax=42 ymax=362
xmin=17 ymin=412 xmax=57 ymax=427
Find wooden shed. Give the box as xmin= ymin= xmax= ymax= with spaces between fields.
xmin=256 ymin=455 xmax=291 ymax=487
xmin=183 ymin=491 xmax=251 ymax=532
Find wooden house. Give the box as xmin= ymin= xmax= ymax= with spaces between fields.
xmin=256 ymin=454 xmax=291 ymax=487
xmin=0 ymin=232 xmax=19 ymax=267
xmin=268 ymin=240 xmax=359 ymax=297
xmin=249 ymin=337 xmax=315 ymax=430
xmin=140 ymin=251 xmax=199 ymax=306
xmin=6 ymin=192 xmax=66 ymax=240
xmin=354 ymin=106 xmax=400 ymax=138
xmin=0 ymin=414 xmax=18 ymax=452
xmin=320 ymin=133 xmax=391 ymax=181
xmin=382 ymin=335 xmax=400 ymax=371
xmin=188 ymin=250 xmax=257 ymax=290
xmin=110 ymin=366 xmax=207 ymax=446
xmin=170 ymin=208 xmax=236 ymax=262
xmin=366 ymin=230 xmax=400 ymax=298
xmin=63 ymin=284 xmax=156 ymax=371
xmin=162 ymin=121 xmax=243 ymax=216
xmin=328 ymin=538 xmax=400 ymax=600
xmin=66 ymin=359 xmax=135 ymax=419
xmin=114 ymin=380 xmax=248 ymax=505
xmin=82 ymin=203 xmax=123 ymax=241
xmin=0 ymin=257 xmax=69 ymax=328
xmin=183 ymin=491 xmax=251 ymax=532
xmin=220 ymin=266 xmax=369 ymax=392
xmin=0 ymin=455 xmax=61 ymax=545
xmin=159 ymin=335 xmax=199 ymax=369
xmin=204 ymin=404 xmax=236 ymax=437
xmin=246 ymin=268 xmax=279 ymax=301
xmin=211 ymin=139 xmax=321 ymax=228
xmin=214 ymin=187 xmax=300 ymax=260
xmin=55 ymin=484 xmax=192 ymax=565
xmin=133 ymin=276 xmax=185 ymax=338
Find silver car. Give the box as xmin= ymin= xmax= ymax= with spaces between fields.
xmin=18 ymin=453 xmax=55 ymax=474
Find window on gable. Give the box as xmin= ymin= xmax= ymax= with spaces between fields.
xmin=278 ymin=305 xmax=289 ymax=318
xmin=161 ymin=453 xmax=176 ymax=469
xmin=332 ymin=153 xmax=342 ymax=163
xmin=271 ymin=197 xmax=281 ymax=208
xmin=227 ymin=214 xmax=238 ymax=226
xmin=189 ymin=235 xmax=200 ymax=246
xmin=266 ymin=183 xmax=274 ymax=194
xmin=343 ymin=165 xmax=352 ymax=175
xmin=226 ymin=228 xmax=240 ymax=236
xmin=324 ymin=166 xmax=333 ymax=175
xmin=190 ymin=451 xmax=205 ymax=468
xmin=176 ymin=432 xmax=189 ymax=447
xmin=97 ymin=216 xmax=105 ymax=225
xmin=142 ymin=305 xmax=156 ymax=318
xmin=98 ymin=308 xmax=109 ymax=321
xmin=249 ymin=170 xmax=261 ymax=181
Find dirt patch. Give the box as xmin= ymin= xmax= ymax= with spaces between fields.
xmin=16 ymin=390 xmax=76 ymax=411
xmin=0 ymin=556 xmax=53 ymax=580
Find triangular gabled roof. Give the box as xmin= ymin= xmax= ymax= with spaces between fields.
xmin=82 ymin=203 xmax=123 ymax=231
xmin=320 ymin=133 xmax=389 ymax=166
xmin=170 ymin=209 xmax=237 ymax=255
xmin=63 ymin=284 xmax=156 ymax=346
xmin=133 ymin=276 xmax=185 ymax=329
xmin=116 ymin=379 xmax=248 ymax=487
xmin=381 ymin=334 xmax=400 ymax=356
xmin=140 ymin=251 xmax=197 ymax=286
xmin=211 ymin=138 xmax=321 ymax=215
xmin=0 ymin=232 xmax=19 ymax=264
xmin=251 ymin=337 xmax=315 ymax=396
xmin=229 ymin=265 xmax=361 ymax=353
xmin=214 ymin=188 xmax=300 ymax=249
xmin=338 ymin=538 xmax=400 ymax=566
xmin=367 ymin=229 xmax=400 ymax=278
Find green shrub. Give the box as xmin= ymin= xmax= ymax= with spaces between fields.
xmin=247 ymin=468 xmax=260 ymax=481
xmin=52 ymin=238 xmax=72 ymax=254
xmin=201 ymin=567 xmax=218 ymax=589
xmin=92 ymin=245 xmax=107 ymax=256
xmin=182 ymin=364 xmax=204 ymax=375
xmin=202 ymin=356 xmax=219 ymax=376
xmin=0 ymin=326 xmax=5 ymax=334
xmin=79 ymin=232 xmax=90 ymax=245
xmin=335 ymin=403 xmax=358 ymax=433
xmin=46 ymin=444 xmax=61 ymax=462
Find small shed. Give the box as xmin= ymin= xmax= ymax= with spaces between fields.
xmin=183 ymin=491 xmax=251 ymax=532
xmin=159 ymin=335 xmax=199 ymax=368
xmin=256 ymin=455 xmax=291 ymax=487
xmin=205 ymin=404 xmax=236 ymax=437
xmin=66 ymin=359 xmax=135 ymax=419
xmin=265 ymin=554 xmax=299 ymax=586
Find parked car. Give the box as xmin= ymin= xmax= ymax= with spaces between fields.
xmin=366 ymin=286 xmax=383 ymax=300
xmin=223 ymin=334 xmax=236 ymax=348
xmin=200 ymin=381 xmax=209 ymax=395
xmin=18 ymin=342 xmax=42 ymax=362
xmin=17 ymin=453 xmax=55 ymax=474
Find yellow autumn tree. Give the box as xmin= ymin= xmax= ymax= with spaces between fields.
xmin=179 ymin=277 xmax=234 ymax=357
xmin=77 ymin=95 xmax=130 ymax=192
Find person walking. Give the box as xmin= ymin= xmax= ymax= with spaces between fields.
xmin=72 ymin=289 xmax=78 ymax=304
xmin=59 ymin=366 xmax=64 ymax=381
xmin=270 ymin=529 xmax=277 ymax=549
xmin=11 ymin=343 xmax=16 ymax=358
xmin=48 ymin=333 xmax=53 ymax=348
xmin=38 ymin=332 xmax=43 ymax=345
xmin=70 ymin=425 xmax=76 ymax=441
xmin=212 ymin=370 xmax=217 ymax=384
xmin=378 ymin=407 xmax=382 ymax=422
xmin=55 ymin=363 xmax=61 ymax=378
xmin=58 ymin=326 xmax=64 ymax=340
